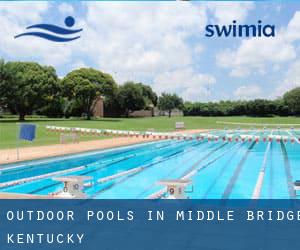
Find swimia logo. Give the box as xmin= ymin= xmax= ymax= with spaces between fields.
xmin=205 ymin=20 xmax=275 ymax=38
xmin=14 ymin=16 xmax=83 ymax=42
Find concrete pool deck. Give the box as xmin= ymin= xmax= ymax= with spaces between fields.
xmin=0 ymin=129 xmax=206 ymax=165
xmin=0 ymin=192 xmax=54 ymax=199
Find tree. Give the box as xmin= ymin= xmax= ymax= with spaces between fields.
xmin=273 ymin=99 xmax=290 ymax=116
xmin=138 ymin=83 xmax=158 ymax=107
xmin=61 ymin=68 xmax=117 ymax=120
xmin=245 ymin=99 xmax=274 ymax=117
xmin=117 ymin=82 xmax=146 ymax=117
xmin=158 ymin=93 xmax=183 ymax=118
xmin=0 ymin=59 xmax=9 ymax=109
xmin=0 ymin=61 xmax=59 ymax=121
xmin=283 ymin=87 xmax=300 ymax=115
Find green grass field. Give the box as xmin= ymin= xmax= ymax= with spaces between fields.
xmin=1 ymin=116 xmax=300 ymax=149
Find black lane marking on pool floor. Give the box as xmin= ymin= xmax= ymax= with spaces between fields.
xmin=134 ymin=142 xmax=223 ymax=199
xmin=202 ymin=143 xmax=246 ymax=199
xmin=27 ymin=153 xmax=155 ymax=195
xmin=81 ymin=140 xmax=196 ymax=177
xmin=180 ymin=142 xmax=229 ymax=178
xmin=134 ymin=142 xmax=230 ymax=199
xmin=222 ymin=141 xmax=256 ymax=199
xmin=27 ymin=140 xmax=196 ymax=195
xmin=28 ymin=151 xmax=144 ymax=194
xmin=28 ymin=182 xmax=63 ymax=195
xmin=90 ymin=142 xmax=205 ymax=198
xmin=280 ymin=141 xmax=295 ymax=198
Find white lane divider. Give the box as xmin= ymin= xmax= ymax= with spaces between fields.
xmin=0 ymin=165 xmax=87 ymax=189
xmin=96 ymin=167 xmax=144 ymax=184
xmin=251 ymin=130 xmax=273 ymax=199
xmin=147 ymin=142 xmax=242 ymax=199
xmin=286 ymin=130 xmax=300 ymax=144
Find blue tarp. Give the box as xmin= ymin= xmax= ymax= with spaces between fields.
xmin=19 ymin=124 xmax=36 ymax=141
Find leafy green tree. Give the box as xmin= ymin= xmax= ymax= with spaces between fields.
xmin=117 ymin=82 xmax=146 ymax=117
xmin=245 ymin=99 xmax=274 ymax=117
xmin=283 ymin=87 xmax=300 ymax=115
xmin=36 ymin=96 xmax=65 ymax=118
xmin=61 ymin=68 xmax=117 ymax=120
xmin=158 ymin=93 xmax=183 ymax=118
xmin=0 ymin=59 xmax=9 ymax=109
xmin=273 ymin=99 xmax=290 ymax=116
xmin=0 ymin=61 xmax=59 ymax=120
xmin=182 ymin=98 xmax=292 ymax=117
xmin=138 ymin=83 xmax=158 ymax=107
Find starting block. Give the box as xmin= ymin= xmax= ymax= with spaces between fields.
xmin=294 ymin=180 xmax=300 ymax=196
xmin=53 ymin=176 xmax=91 ymax=199
xmin=158 ymin=179 xmax=192 ymax=199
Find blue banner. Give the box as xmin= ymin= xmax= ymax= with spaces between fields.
xmin=19 ymin=124 xmax=36 ymax=142
xmin=0 ymin=199 xmax=299 ymax=250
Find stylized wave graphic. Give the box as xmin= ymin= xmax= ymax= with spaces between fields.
xmin=14 ymin=17 xmax=82 ymax=42
xmin=26 ymin=24 xmax=83 ymax=35
xmin=14 ymin=32 xmax=80 ymax=42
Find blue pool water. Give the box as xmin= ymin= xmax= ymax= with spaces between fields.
xmin=1 ymin=130 xmax=300 ymax=199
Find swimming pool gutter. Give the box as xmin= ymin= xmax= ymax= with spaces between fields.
xmin=0 ymin=140 xmax=164 ymax=170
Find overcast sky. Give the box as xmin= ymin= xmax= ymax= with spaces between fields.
xmin=1 ymin=1 xmax=300 ymax=102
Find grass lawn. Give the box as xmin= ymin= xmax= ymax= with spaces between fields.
xmin=1 ymin=116 xmax=300 ymax=149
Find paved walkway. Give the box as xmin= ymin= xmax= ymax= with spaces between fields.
xmin=0 ymin=129 xmax=206 ymax=165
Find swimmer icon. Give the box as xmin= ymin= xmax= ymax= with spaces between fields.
xmin=14 ymin=16 xmax=83 ymax=42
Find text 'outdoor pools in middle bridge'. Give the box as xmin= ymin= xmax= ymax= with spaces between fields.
xmin=6 ymin=209 xmax=300 ymax=222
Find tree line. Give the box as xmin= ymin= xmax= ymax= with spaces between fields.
xmin=184 ymin=89 xmax=300 ymax=117
xmin=0 ymin=60 xmax=183 ymax=120
xmin=0 ymin=60 xmax=299 ymax=120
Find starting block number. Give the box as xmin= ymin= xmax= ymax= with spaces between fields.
xmin=63 ymin=183 xmax=80 ymax=193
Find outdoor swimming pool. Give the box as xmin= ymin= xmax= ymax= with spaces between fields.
xmin=1 ymin=129 xmax=300 ymax=199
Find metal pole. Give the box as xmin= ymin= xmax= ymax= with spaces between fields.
xmin=16 ymin=123 xmax=20 ymax=160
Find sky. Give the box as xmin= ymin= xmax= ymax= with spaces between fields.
xmin=0 ymin=1 xmax=300 ymax=102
